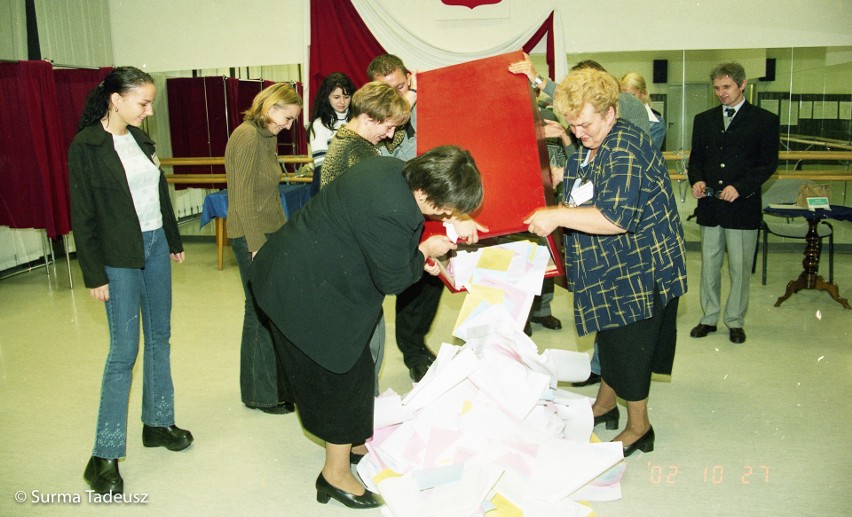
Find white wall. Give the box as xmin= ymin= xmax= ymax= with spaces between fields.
xmin=109 ymin=0 xmax=307 ymax=72
xmin=105 ymin=0 xmax=852 ymax=73
xmin=0 ymin=0 xmax=27 ymax=59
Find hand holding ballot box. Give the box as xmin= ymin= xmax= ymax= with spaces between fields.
xmin=416 ymin=51 xmax=565 ymax=293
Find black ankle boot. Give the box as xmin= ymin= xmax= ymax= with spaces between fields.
xmin=83 ymin=456 xmax=123 ymax=494
xmin=142 ymin=424 xmax=194 ymax=451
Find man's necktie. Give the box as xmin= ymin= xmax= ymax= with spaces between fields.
xmin=724 ymin=107 xmax=735 ymax=129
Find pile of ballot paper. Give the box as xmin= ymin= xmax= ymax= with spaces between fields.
xmin=357 ymin=240 xmax=626 ymax=516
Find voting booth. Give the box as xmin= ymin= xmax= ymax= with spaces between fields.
xmin=417 ymin=51 xmax=565 ymax=292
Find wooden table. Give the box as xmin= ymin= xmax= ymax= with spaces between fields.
xmin=765 ymin=205 xmax=851 ymax=309
xmin=200 ymin=184 xmax=312 ymax=270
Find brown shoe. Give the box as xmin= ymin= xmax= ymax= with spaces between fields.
xmin=689 ymin=324 xmax=717 ymax=338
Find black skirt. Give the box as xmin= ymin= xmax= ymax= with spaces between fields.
xmin=269 ymin=321 xmax=375 ymax=445
xmin=596 ymin=291 xmax=679 ymax=401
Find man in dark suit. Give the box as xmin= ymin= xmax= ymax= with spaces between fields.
xmin=368 ymin=54 xmax=486 ymax=381
xmin=688 ymin=62 xmax=779 ymax=344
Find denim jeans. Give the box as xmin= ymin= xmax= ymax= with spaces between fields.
xmin=231 ymin=236 xmax=290 ymax=407
xmin=93 ymin=228 xmax=175 ymax=459
xmin=590 ymin=341 xmax=601 ymax=376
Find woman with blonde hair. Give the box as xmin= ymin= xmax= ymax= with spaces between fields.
xmin=620 ymin=72 xmax=666 ymax=150
xmin=320 ymin=80 xmax=410 ymax=187
xmin=525 ymin=68 xmax=687 ymax=456
xmin=225 ymin=82 xmax=302 ymax=415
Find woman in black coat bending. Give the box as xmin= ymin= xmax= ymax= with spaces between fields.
xmin=249 ymin=146 xmax=483 ymax=509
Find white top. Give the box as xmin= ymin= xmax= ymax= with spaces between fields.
xmin=113 ymin=132 xmax=162 ymax=232
xmin=310 ymin=111 xmax=348 ymax=168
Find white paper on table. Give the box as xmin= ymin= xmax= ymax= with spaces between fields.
xmin=525 ymin=440 xmax=624 ymax=504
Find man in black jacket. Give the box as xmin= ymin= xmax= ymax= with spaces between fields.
xmin=687 ymin=62 xmax=779 ymax=344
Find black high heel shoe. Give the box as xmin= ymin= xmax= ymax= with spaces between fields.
xmin=593 ymin=406 xmax=620 ymax=430
xmin=622 ymin=426 xmax=655 ymax=457
xmin=315 ymin=473 xmax=382 ymax=509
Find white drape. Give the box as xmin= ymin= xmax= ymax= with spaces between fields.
xmin=351 ymin=0 xmax=568 ymax=80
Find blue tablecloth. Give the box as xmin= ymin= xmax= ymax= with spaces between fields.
xmin=764 ymin=204 xmax=852 ymax=222
xmin=200 ymin=184 xmax=311 ymax=228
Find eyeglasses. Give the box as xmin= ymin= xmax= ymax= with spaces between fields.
xmin=702 ymin=187 xmax=724 ymax=199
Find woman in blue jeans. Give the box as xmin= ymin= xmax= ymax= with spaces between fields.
xmin=69 ymin=67 xmax=193 ymax=495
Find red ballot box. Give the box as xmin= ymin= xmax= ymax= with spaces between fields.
xmin=417 ymin=50 xmax=565 ymax=292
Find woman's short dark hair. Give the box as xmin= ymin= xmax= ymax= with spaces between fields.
xmin=310 ymin=72 xmax=357 ymax=137
xmin=77 ymin=66 xmax=154 ymax=131
xmin=403 ymin=145 xmax=483 ymax=215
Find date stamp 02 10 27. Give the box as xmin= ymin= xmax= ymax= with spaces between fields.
xmin=647 ymin=463 xmax=770 ymax=485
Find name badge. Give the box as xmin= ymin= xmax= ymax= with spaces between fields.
xmin=569 ymin=178 xmax=594 ymax=206
xmin=151 ymin=153 xmax=161 ymax=168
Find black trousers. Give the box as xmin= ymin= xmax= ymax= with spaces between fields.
xmin=394 ymin=275 xmax=444 ymax=368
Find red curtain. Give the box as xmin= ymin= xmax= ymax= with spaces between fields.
xmin=53 ymin=67 xmax=113 ymax=152
xmin=522 ymin=12 xmax=555 ymax=80
xmin=308 ymin=0 xmax=386 ymax=105
xmin=168 ymin=77 xmax=308 ymax=186
xmin=0 ymin=60 xmax=72 ymax=237
xmin=308 ymin=1 xmax=555 ymax=102
xmin=167 ymin=77 xmax=229 ymax=188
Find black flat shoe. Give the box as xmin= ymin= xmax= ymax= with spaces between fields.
xmin=84 ymin=456 xmax=123 ymax=495
xmin=409 ymin=363 xmax=431 ymax=382
xmin=593 ymin=406 xmax=620 ymax=430
xmin=729 ymin=328 xmax=746 ymax=344
xmin=246 ymin=402 xmax=295 ymax=415
xmin=622 ymin=426 xmax=655 ymax=457
xmin=690 ymin=323 xmax=717 ymax=338
xmin=142 ymin=424 xmax=194 ymax=451
xmin=315 ymin=473 xmax=382 ymax=509
xmin=530 ymin=315 xmax=562 ymax=330
xmin=572 ymin=373 xmax=601 ymax=387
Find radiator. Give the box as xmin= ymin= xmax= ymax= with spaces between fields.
xmin=173 ymin=188 xmax=214 ymax=219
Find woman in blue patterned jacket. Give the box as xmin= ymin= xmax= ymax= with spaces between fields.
xmin=524 ymin=67 xmax=687 ymax=457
